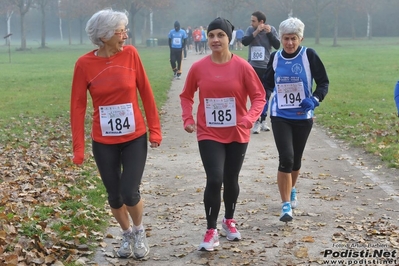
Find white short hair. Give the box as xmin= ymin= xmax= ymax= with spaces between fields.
xmin=279 ymin=17 xmax=305 ymax=40
xmin=85 ymin=9 xmax=128 ymax=47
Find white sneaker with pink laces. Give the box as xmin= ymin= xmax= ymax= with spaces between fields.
xmin=222 ymin=218 xmax=241 ymax=241
xmin=198 ymin=228 xmax=219 ymax=251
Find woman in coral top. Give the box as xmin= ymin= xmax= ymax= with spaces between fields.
xmin=70 ymin=9 xmax=161 ymax=260
xmin=180 ymin=17 xmax=266 ymax=252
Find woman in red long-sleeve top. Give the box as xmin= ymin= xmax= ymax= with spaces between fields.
xmin=70 ymin=9 xmax=161 ymax=260
xmin=180 ymin=17 xmax=266 ymax=252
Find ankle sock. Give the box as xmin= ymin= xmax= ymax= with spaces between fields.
xmin=133 ymin=224 xmax=144 ymax=232
xmin=122 ymin=226 xmax=132 ymax=235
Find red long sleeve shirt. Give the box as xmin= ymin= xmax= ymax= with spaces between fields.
xmin=70 ymin=46 xmax=162 ymax=164
xmin=180 ymin=55 xmax=266 ymax=143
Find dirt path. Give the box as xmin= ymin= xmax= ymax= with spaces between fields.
xmin=92 ymin=51 xmax=399 ymax=266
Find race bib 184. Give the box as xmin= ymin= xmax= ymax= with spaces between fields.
xmin=99 ymin=103 xmax=135 ymax=136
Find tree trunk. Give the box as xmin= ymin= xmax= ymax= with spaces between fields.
xmin=68 ymin=19 xmax=72 ymax=45
xmin=130 ymin=13 xmax=136 ymax=46
xmin=333 ymin=13 xmax=338 ymax=46
xmin=80 ymin=18 xmax=83 ymax=44
xmin=6 ymin=11 xmax=13 ymax=46
xmin=20 ymin=13 xmax=27 ymax=50
xmin=59 ymin=17 xmax=63 ymax=42
xmin=367 ymin=12 xmax=372 ymax=40
xmin=40 ymin=5 xmax=46 ymax=48
xmin=315 ymin=13 xmax=320 ymax=44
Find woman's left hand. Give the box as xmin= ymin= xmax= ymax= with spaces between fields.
xmin=150 ymin=142 xmax=160 ymax=148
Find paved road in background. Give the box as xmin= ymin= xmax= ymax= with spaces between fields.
xmin=92 ymin=50 xmax=399 ymax=266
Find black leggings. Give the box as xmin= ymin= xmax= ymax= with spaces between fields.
xmin=170 ymin=48 xmax=183 ymax=73
xmin=195 ymin=41 xmax=201 ymax=52
xmin=271 ymin=117 xmax=313 ymax=173
xmin=92 ymin=134 xmax=147 ymax=209
xmin=198 ymin=140 xmax=248 ymax=229
xmin=254 ymin=67 xmax=271 ymax=121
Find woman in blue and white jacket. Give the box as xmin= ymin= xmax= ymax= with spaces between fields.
xmin=263 ymin=17 xmax=329 ymax=223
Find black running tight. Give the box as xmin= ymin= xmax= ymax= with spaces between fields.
xmin=92 ymin=134 xmax=147 ymax=209
xmin=198 ymin=140 xmax=248 ymax=229
xmin=271 ymin=117 xmax=313 ymax=173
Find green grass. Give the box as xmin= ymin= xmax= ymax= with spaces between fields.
xmin=305 ymin=38 xmax=399 ymax=168
xmin=1 ymin=38 xmax=399 ymax=264
xmin=236 ymin=38 xmax=399 ymax=168
xmin=0 ymin=43 xmax=172 ymax=265
xmin=0 ymin=44 xmax=171 ymax=119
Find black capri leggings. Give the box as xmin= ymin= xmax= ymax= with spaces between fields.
xmin=198 ymin=140 xmax=248 ymax=229
xmin=92 ymin=134 xmax=147 ymax=209
xmin=271 ymin=117 xmax=313 ymax=173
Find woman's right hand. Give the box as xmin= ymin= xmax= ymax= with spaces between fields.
xmin=184 ymin=124 xmax=196 ymax=133
xmin=72 ymin=152 xmax=84 ymax=165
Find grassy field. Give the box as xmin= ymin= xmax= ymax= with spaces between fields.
xmin=0 ymin=37 xmax=398 ymax=264
xmin=234 ymin=37 xmax=399 ymax=168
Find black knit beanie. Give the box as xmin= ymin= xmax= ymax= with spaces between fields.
xmin=207 ymin=17 xmax=234 ymax=42
xmin=174 ymin=21 xmax=180 ymax=31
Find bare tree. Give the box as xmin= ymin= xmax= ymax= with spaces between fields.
xmin=34 ymin=0 xmax=57 ymax=48
xmin=105 ymin=0 xmax=173 ymax=46
xmin=0 ymin=1 xmax=16 ymax=45
xmin=267 ymin=0 xmax=297 ymax=18
xmin=205 ymin=0 xmax=251 ymax=21
xmin=332 ymin=0 xmax=347 ymax=47
xmin=305 ymin=0 xmax=332 ymax=44
xmin=10 ymin=0 xmax=33 ymax=50
xmin=58 ymin=0 xmax=104 ymax=45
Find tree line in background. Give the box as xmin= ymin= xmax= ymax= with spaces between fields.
xmin=1 ymin=0 xmax=398 ymax=51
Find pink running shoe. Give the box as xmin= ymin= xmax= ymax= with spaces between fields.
xmin=198 ymin=228 xmax=219 ymax=251
xmin=222 ymin=218 xmax=241 ymax=241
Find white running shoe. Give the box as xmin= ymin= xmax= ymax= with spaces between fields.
xmin=198 ymin=228 xmax=219 ymax=251
xmin=222 ymin=218 xmax=241 ymax=241
xmin=260 ymin=120 xmax=270 ymax=131
xmin=133 ymin=229 xmax=150 ymax=259
xmin=252 ymin=121 xmax=261 ymax=134
xmin=115 ymin=231 xmax=134 ymax=258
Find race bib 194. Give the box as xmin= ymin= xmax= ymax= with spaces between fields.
xmin=276 ymin=82 xmax=305 ymax=109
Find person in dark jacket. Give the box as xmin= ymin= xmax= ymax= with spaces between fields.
xmin=263 ymin=17 xmax=329 ymax=223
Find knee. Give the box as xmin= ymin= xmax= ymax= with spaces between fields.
xmin=206 ymin=177 xmax=223 ymax=190
xmin=292 ymin=161 xmax=302 ymax=172
xmin=108 ymin=195 xmax=124 ymax=209
xmin=108 ymin=191 xmax=141 ymax=208
xmin=278 ymin=156 xmax=294 ymax=173
xmin=123 ymin=190 xmax=141 ymax=207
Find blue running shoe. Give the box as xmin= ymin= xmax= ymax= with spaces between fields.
xmin=279 ymin=202 xmax=293 ymax=222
